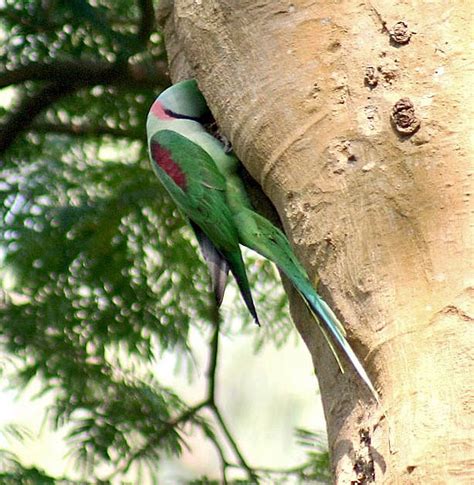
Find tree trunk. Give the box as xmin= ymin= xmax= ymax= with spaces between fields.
xmin=158 ymin=1 xmax=473 ymax=482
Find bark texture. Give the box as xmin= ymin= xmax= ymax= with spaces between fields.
xmin=159 ymin=1 xmax=473 ymax=483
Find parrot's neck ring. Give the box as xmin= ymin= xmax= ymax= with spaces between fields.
xmin=164 ymin=108 xmax=212 ymax=124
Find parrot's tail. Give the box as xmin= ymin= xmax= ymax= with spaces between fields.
xmin=298 ymin=285 xmax=380 ymax=402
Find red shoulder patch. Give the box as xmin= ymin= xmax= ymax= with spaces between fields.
xmin=150 ymin=141 xmax=187 ymax=189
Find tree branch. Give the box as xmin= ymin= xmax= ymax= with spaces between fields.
xmin=0 ymin=59 xmax=169 ymax=155
xmin=105 ymin=400 xmax=209 ymax=481
xmin=137 ymin=0 xmax=155 ymax=43
xmin=204 ymin=430 xmax=230 ymax=485
xmin=0 ymin=60 xmax=119 ymax=88
xmin=0 ymin=59 xmax=169 ymax=90
xmin=27 ymin=121 xmax=143 ymax=140
xmin=0 ymin=8 xmax=155 ymax=34
xmin=207 ymin=303 xmax=220 ymax=402
xmin=205 ymin=303 xmax=259 ymax=483
xmin=210 ymin=403 xmax=259 ymax=483
xmin=103 ymin=301 xmax=261 ymax=483
xmin=0 ymin=82 xmax=76 ymax=155
xmin=0 ymin=8 xmax=53 ymax=31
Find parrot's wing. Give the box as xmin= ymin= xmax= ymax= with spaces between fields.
xmin=149 ymin=129 xmax=236 ymax=250
xmin=234 ymin=207 xmax=379 ymax=401
xmin=149 ymin=130 xmax=259 ymax=324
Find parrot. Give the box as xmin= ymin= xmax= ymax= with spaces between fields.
xmin=146 ymin=79 xmax=379 ymax=400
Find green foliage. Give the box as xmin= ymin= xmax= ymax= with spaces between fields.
xmin=294 ymin=428 xmax=331 ymax=483
xmin=0 ymin=0 xmax=328 ymax=483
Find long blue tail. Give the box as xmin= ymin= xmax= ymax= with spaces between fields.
xmin=299 ymin=285 xmax=379 ymax=402
xmin=231 ymin=208 xmax=378 ymax=399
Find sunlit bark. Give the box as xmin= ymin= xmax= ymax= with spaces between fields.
xmin=160 ymin=1 xmax=473 ymax=482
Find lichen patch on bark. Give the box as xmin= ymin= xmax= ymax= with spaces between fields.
xmin=352 ymin=428 xmax=376 ymax=484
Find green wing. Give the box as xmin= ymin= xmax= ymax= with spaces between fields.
xmin=149 ymin=129 xmax=238 ymax=253
xmin=149 ymin=129 xmax=260 ymax=324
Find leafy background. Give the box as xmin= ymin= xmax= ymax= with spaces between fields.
xmin=0 ymin=0 xmax=329 ymax=483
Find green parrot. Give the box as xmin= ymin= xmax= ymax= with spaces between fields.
xmin=146 ymin=79 xmax=379 ymax=400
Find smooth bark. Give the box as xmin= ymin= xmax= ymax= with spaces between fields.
xmin=159 ymin=1 xmax=473 ymax=482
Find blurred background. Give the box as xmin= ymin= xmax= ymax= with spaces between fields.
xmin=0 ymin=1 xmax=329 ymax=482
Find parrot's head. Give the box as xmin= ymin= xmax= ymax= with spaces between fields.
xmin=150 ymin=79 xmax=211 ymax=122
